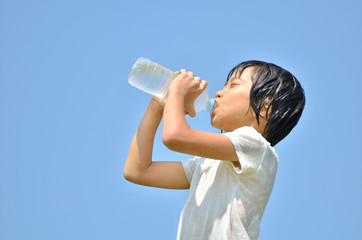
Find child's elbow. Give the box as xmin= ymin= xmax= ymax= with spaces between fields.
xmin=162 ymin=130 xmax=184 ymax=151
xmin=162 ymin=132 xmax=175 ymax=150
xmin=123 ymin=168 xmax=133 ymax=182
xmin=123 ymin=167 xmax=139 ymax=184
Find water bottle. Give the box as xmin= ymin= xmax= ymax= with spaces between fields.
xmin=128 ymin=57 xmax=214 ymax=113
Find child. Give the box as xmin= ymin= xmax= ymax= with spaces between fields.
xmin=124 ymin=60 xmax=305 ymax=240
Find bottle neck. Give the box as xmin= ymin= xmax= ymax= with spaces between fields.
xmin=205 ymin=98 xmax=214 ymax=112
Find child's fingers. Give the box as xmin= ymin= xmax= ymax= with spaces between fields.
xmin=187 ymin=108 xmax=196 ymax=118
xmin=174 ymin=69 xmax=185 ymax=76
xmin=194 ymin=77 xmax=207 ymax=87
xmin=177 ymin=69 xmax=194 ymax=77
xmin=200 ymin=80 xmax=208 ymax=90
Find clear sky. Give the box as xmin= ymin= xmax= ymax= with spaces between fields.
xmin=1 ymin=0 xmax=361 ymax=239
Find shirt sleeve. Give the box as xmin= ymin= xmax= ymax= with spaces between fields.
xmin=181 ymin=156 xmax=199 ymax=183
xmin=223 ymin=127 xmax=267 ymax=174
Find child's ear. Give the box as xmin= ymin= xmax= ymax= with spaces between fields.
xmin=260 ymin=99 xmax=271 ymax=119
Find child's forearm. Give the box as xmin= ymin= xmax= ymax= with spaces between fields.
xmin=162 ymin=71 xmax=203 ymax=151
xmin=162 ymin=92 xmax=191 ymax=143
xmin=124 ymin=97 xmax=164 ymax=183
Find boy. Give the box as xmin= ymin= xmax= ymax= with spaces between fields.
xmin=124 ymin=60 xmax=305 ymax=239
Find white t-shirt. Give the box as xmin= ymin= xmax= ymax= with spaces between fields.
xmin=177 ymin=126 xmax=278 ymax=240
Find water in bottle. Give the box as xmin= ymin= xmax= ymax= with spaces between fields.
xmin=128 ymin=57 xmax=214 ymax=113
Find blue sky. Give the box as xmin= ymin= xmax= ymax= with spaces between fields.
xmin=1 ymin=0 xmax=361 ymax=239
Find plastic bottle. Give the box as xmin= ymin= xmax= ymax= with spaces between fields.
xmin=128 ymin=57 xmax=214 ymax=113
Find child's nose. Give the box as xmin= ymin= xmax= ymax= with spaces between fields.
xmin=215 ymin=90 xmax=223 ymax=98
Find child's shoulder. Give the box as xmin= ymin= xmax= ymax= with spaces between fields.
xmin=225 ymin=126 xmax=278 ymax=157
xmin=231 ymin=126 xmax=260 ymax=136
xmin=225 ymin=126 xmax=269 ymax=146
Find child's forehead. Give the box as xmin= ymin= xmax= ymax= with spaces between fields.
xmin=226 ymin=68 xmax=242 ymax=83
xmin=226 ymin=66 xmax=256 ymax=83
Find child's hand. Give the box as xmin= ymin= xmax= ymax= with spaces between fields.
xmin=169 ymin=69 xmax=207 ymax=117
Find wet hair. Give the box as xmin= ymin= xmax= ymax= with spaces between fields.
xmin=227 ymin=60 xmax=305 ymax=146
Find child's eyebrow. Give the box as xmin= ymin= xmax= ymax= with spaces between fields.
xmin=225 ymin=77 xmax=243 ymax=86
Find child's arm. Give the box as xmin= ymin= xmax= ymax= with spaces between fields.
xmin=162 ymin=70 xmax=239 ymax=163
xmin=124 ymin=96 xmax=190 ymax=189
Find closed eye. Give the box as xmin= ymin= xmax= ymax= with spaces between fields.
xmin=225 ymin=78 xmax=241 ymax=87
xmin=229 ymin=83 xmax=239 ymax=88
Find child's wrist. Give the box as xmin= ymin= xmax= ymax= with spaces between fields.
xmin=149 ymin=96 xmax=165 ymax=113
xmin=168 ymin=88 xmax=186 ymax=100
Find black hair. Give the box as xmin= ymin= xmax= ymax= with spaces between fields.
xmin=227 ymin=60 xmax=305 ymax=146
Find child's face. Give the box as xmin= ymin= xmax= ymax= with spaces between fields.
xmin=211 ymin=66 xmax=257 ymax=132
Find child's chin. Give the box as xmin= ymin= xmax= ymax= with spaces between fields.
xmin=210 ymin=119 xmax=221 ymax=130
